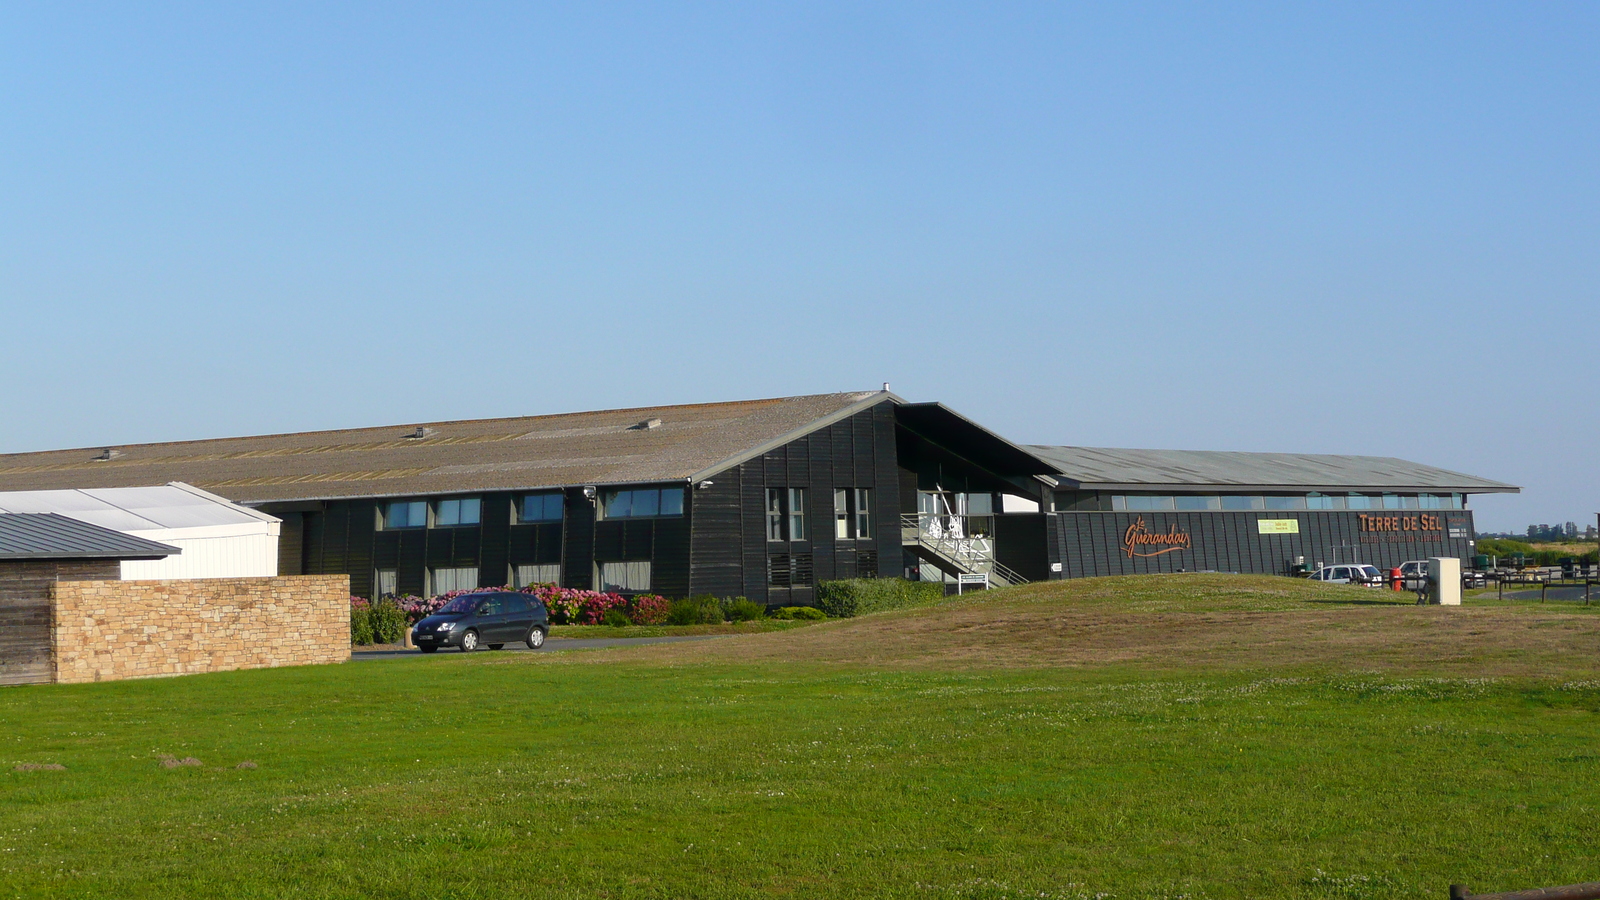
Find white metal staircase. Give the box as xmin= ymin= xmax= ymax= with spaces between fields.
xmin=900 ymin=512 xmax=1028 ymax=587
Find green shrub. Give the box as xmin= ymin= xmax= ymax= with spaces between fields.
xmin=723 ymin=597 xmax=765 ymax=622
xmin=769 ymin=606 xmax=827 ymax=620
xmin=349 ymin=605 xmax=374 ymax=646
xmin=602 ymin=608 xmax=632 ymax=627
xmin=1476 ymin=538 xmax=1534 ymax=557
xmin=370 ymin=599 xmax=406 ymax=645
xmin=666 ymin=595 xmax=724 ymax=626
xmin=815 ymin=578 xmax=944 ymax=618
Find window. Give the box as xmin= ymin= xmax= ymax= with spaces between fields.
xmin=1419 ymin=493 xmax=1446 ymax=509
xmin=832 ymin=488 xmax=872 ymax=540
xmin=597 ymin=560 xmax=651 ymax=592
xmin=1306 ymin=492 xmax=1343 ymax=510
xmin=429 ymin=566 xmax=479 ymax=595
xmin=511 ymin=563 xmax=561 ymax=588
xmin=1123 ymin=495 xmax=1176 ymax=511
xmin=1265 ymin=495 xmax=1307 ymax=511
xmin=382 ymin=500 xmax=427 ymax=529
xmin=764 ymin=490 xmax=784 ymax=538
xmin=1382 ymin=493 xmax=1412 ymax=510
xmin=854 ymin=488 xmax=872 ymax=539
xmin=601 ymin=487 xmax=684 ymax=519
xmin=434 ymin=497 xmax=481 ymax=527
xmin=519 ymin=492 xmax=563 ymax=523
xmin=1221 ymin=495 xmax=1264 ymax=511
xmin=1175 ymin=495 xmax=1221 ymax=511
xmin=374 ymin=568 xmax=397 ymax=598
xmin=1347 ymin=494 xmax=1375 ymax=510
xmin=964 ymin=492 xmax=993 ymax=516
xmin=788 ymin=488 xmax=808 ymax=541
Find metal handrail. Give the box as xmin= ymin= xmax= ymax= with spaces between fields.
xmin=900 ymin=513 xmax=1028 ymax=586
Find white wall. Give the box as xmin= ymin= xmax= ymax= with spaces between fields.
xmin=119 ymin=523 xmax=279 ymax=580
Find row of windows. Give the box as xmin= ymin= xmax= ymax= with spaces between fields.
xmin=602 ymin=487 xmax=684 ymax=519
xmin=767 ymin=488 xmax=874 ymax=542
xmin=1099 ymin=492 xmax=1466 ymax=512
xmin=379 ymin=484 xmax=881 ymax=534
xmin=374 ymin=561 xmax=640 ymax=596
xmin=378 ymin=547 xmax=863 ymax=596
xmin=376 ymin=486 xmax=691 ymax=531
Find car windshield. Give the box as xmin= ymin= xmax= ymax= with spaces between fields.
xmin=1359 ymin=566 xmax=1381 ymax=577
xmin=437 ymin=594 xmax=490 ymax=614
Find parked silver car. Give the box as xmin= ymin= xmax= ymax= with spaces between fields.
xmin=1308 ymin=564 xmax=1384 ymax=586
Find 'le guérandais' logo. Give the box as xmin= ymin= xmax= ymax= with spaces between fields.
xmin=1121 ymin=516 xmax=1192 ymax=558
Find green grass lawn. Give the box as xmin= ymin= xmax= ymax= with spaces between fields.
xmin=5 ymin=576 xmax=1600 ymax=899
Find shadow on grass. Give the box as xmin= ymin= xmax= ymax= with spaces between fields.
xmin=1303 ymin=597 xmax=1421 ymax=607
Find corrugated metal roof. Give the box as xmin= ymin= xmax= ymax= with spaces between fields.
xmin=0 ymin=513 xmax=181 ymax=560
xmin=1027 ymin=446 xmax=1519 ymax=493
xmin=0 ymin=392 xmax=888 ymax=504
xmin=0 ymin=482 xmax=279 ymax=531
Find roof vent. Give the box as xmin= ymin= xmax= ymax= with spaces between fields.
xmin=629 ymin=418 xmax=663 ymax=431
xmin=93 ymin=448 xmax=123 ymax=462
xmin=405 ymin=427 xmax=437 ymax=440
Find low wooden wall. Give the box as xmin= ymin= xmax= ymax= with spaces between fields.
xmin=51 ymin=574 xmax=350 ymax=684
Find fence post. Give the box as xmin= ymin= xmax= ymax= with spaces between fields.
xmin=1542 ymin=581 xmax=1547 ymax=602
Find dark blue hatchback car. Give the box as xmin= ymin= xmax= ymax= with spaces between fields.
xmin=412 ymin=591 xmax=548 ymax=653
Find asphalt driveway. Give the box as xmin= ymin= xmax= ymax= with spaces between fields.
xmin=352 ymin=634 xmax=726 ymax=659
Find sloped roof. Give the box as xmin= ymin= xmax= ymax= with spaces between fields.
xmin=0 ymin=513 xmax=180 ymax=560
xmin=1028 ymin=446 xmax=1519 ymax=494
xmin=0 ymin=393 xmax=889 ymax=505
xmin=0 ymin=482 xmax=278 ymax=532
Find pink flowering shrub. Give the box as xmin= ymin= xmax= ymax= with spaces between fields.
xmin=392 ymin=581 xmax=652 ymax=628
xmin=516 ymin=585 xmax=630 ymax=625
xmin=628 ymin=593 xmax=670 ymax=625
xmin=349 ymin=596 xmax=370 ymax=610
xmin=578 ymin=592 xmax=629 ymax=625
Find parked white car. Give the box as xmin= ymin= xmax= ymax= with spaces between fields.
xmin=1309 ymin=564 xmax=1384 ymax=586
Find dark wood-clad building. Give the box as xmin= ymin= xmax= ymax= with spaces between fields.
xmin=0 ymin=391 xmax=1518 ymax=601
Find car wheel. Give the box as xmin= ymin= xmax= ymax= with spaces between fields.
xmin=488 ymin=643 xmax=505 ymax=651
xmin=526 ymin=626 xmax=546 ymax=650
xmin=419 ymin=645 xmax=438 ymax=654
xmin=459 ymin=630 xmax=479 ymax=652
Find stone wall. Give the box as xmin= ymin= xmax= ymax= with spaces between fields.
xmin=51 ymin=574 xmax=349 ymax=684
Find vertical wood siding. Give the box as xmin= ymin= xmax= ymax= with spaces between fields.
xmin=691 ymin=401 xmax=901 ymax=606
xmin=1052 ymin=510 xmax=1478 ymax=578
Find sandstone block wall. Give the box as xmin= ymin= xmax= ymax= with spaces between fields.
xmin=52 ymin=574 xmax=350 ymax=684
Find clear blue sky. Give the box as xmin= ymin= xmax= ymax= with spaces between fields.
xmin=2 ymin=3 xmax=1595 ymax=533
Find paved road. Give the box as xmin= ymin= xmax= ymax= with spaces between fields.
xmin=1496 ymin=586 xmax=1596 ymax=603
xmin=352 ymin=634 xmax=725 ymax=659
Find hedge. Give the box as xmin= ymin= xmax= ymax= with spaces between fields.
xmin=814 ymin=578 xmax=944 ymax=618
